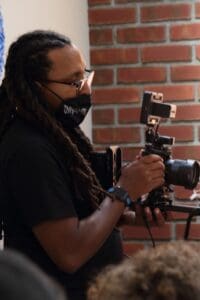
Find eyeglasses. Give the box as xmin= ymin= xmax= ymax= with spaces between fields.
xmin=44 ymin=69 xmax=95 ymax=96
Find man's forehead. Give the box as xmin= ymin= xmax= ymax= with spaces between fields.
xmin=47 ymin=45 xmax=86 ymax=78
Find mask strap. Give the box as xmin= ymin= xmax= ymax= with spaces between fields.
xmin=40 ymin=83 xmax=64 ymax=103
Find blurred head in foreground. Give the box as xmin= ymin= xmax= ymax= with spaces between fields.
xmin=0 ymin=249 xmax=66 ymax=300
xmin=87 ymin=241 xmax=200 ymax=300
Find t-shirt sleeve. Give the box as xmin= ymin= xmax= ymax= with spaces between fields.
xmin=7 ymin=140 xmax=77 ymax=228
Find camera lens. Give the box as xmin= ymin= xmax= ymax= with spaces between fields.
xmin=165 ymin=159 xmax=200 ymax=189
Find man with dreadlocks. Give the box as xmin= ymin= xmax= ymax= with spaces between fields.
xmin=0 ymin=30 xmax=165 ymax=300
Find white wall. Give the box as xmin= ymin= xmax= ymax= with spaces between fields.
xmin=0 ymin=0 xmax=91 ymax=137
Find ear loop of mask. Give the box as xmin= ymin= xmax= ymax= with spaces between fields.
xmin=40 ymin=83 xmax=64 ymax=103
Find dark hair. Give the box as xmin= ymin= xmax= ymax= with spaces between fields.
xmin=0 ymin=30 xmax=105 ymax=207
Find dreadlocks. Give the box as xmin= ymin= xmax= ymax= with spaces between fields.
xmin=0 ymin=30 xmax=105 ymax=208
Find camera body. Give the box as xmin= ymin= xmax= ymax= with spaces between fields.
xmin=140 ymin=91 xmax=200 ymax=207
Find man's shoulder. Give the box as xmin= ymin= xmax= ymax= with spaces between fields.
xmin=0 ymin=118 xmax=55 ymax=159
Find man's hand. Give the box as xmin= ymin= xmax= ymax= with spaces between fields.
xmin=117 ymin=204 xmax=172 ymax=227
xmin=117 ymin=154 xmax=165 ymax=202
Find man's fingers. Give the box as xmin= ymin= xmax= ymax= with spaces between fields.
xmin=153 ymin=208 xmax=165 ymax=226
xmin=141 ymin=154 xmax=163 ymax=164
xmin=143 ymin=207 xmax=165 ymax=226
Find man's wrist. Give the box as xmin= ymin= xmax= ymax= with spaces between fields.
xmin=107 ymin=186 xmax=132 ymax=208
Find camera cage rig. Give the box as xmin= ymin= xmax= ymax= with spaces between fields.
xmin=89 ymin=90 xmax=200 ymax=241
xmin=139 ymin=91 xmax=200 ymax=240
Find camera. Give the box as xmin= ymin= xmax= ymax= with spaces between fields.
xmin=91 ymin=92 xmax=200 ymax=239
xmin=140 ymin=91 xmax=200 ymax=190
xmin=140 ymin=91 xmax=200 ymax=208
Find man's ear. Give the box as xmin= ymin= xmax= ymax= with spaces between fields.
xmin=35 ymin=81 xmax=47 ymax=95
xmin=35 ymin=81 xmax=42 ymax=88
xmin=34 ymin=81 xmax=60 ymax=110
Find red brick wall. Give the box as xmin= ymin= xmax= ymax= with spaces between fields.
xmin=88 ymin=0 xmax=200 ymax=254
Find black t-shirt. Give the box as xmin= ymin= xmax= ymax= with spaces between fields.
xmin=0 ymin=118 xmax=123 ymax=300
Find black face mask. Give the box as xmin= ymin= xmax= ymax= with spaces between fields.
xmin=54 ymin=93 xmax=91 ymax=128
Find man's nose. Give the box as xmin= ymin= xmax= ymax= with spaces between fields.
xmin=79 ymin=71 xmax=95 ymax=95
xmin=79 ymin=79 xmax=91 ymax=95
